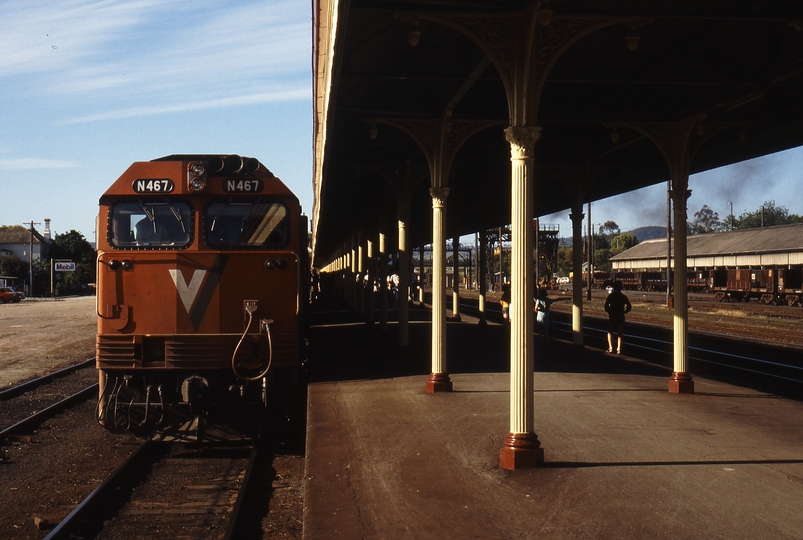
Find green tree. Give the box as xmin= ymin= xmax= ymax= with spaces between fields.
xmin=688 ymin=205 xmax=723 ymax=234
xmin=735 ymin=200 xmax=803 ymax=229
xmin=557 ymin=246 xmax=573 ymax=276
xmin=598 ymin=221 xmax=620 ymax=244
xmin=610 ymin=233 xmax=638 ymax=254
xmin=0 ymin=254 xmax=27 ymax=284
xmin=594 ymin=248 xmax=612 ymax=272
xmin=51 ymin=230 xmax=97 ymax=295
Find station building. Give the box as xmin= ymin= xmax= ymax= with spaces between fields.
xmin=611 ymin=222 xmax=803 ymax=271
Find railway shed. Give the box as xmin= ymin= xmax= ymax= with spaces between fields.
xmin=311 ymin=1 xmax=803 ymax=469
xmin=611 ymin=223 xmax=803 ymax=271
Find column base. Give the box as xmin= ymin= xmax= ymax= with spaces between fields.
xmin=499 ymin=432 xmax=544 ymax=470
xmin=668 ymin=372 xmax=694 ymax=394
xmin=477 ymin=317 xmax=488 ymax=329
xmin=425 ymin=372 xmax=453 ymax=393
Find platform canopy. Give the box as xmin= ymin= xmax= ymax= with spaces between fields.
xmin=312 ymin=1 xmax=803 ymax=267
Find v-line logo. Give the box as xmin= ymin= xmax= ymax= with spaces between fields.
xmin=169 ymin=269 xmax=207 ymax=313
xmin=167 ymin=255 xmax=229 ymax=330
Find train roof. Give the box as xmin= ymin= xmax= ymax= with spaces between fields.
xmin=101 ymin=154 xmax=299 ymax=203
xmin=611 ymin=223 xmax=803 ymax=262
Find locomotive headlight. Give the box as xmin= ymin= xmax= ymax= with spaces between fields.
xmin=189 ymin=177 xmax=206 ymax=191
xmin=188 ymin=161 xmax=207 ymax=191
xmin=265 ymin=259 xmax=277 ymax=270
xmin=190 ymin=163 xmax=205 ymax=177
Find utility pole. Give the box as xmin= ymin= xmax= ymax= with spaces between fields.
xmin=28 ymin=221 xmax=41 ymax=297
xmin=729 ymin=201 xmax=734 ymax=230
xmin=498 ymin=226 xmax=503 ymax=290
xmin=666 ymin=183 xmax=672 ymax=308
xmin=586 ymin=202 xmax=592 ymax=301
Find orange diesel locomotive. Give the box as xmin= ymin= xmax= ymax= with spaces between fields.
xmin=96 ymin=155 xmax=307 ymax=436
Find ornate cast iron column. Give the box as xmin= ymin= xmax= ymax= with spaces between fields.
xmin=427 ymin=186 xmax=453 ymax=393
xmin=500 ymin=125 xmax=544 ymax=470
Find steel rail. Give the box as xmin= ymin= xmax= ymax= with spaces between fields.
xmin=451 ymin=296 xmax=803 ymax=386
xmin=44 ymin=439 xmax=154 ymax=540
xmin=0 ymin=383 xmax=98 ymax=439
xmin=222 ymin=445 xmax=261 ymax=540
xmin=550 ymin=316 xmax=803 ymax=385
xmin=0 ymin=358 xmax=94 ymax=400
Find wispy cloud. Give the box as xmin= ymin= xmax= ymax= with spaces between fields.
xmin=60 ymin=87 xmax=310 ymax=124
xmin=2 ymin=0 xmax=310 ymax=104
xmin=0 ymin=158 xmax=81 ymax=170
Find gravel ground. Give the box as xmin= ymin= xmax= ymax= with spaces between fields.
xmin=0 ymin=296 xmax=97 ymax=389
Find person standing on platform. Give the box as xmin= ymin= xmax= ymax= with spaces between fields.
xmin=534 ymin=287 xmax=552 ymax=348
xmin=604 ymin=281 xmax=632 ymax=354
xmin=500 ymin=282 xmax=511 ymax=324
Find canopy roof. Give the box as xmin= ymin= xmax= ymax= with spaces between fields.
xmin=313 ymin=1 xmax=803 ymax=267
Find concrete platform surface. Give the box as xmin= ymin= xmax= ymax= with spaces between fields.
xmin=303 ymin=349 xmax=803 ymax=539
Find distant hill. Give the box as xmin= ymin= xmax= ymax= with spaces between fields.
xmin=558 ymin=225 xmax=666 ymax=247
xmin=628 ymin=226 xmax=666 ymax=242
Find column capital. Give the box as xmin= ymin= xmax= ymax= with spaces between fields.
xmin=430 ymin=186 xmax=450 ymax=207
xmin=668 ymin=188 xmax=692 ymax=201
xmin=569 ymin=212 xmax=585 ymax=223
xmin=504 ymin=126 xmax=542 ymax=159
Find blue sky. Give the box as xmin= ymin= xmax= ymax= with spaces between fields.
xmin=0 ymin=0 xmax=312 ymax=244
xmin=543 ymin=145 xmax=803 ymax=237
xmin=2 ymin=1 xmax=802 ymax=246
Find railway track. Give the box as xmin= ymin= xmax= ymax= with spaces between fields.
xmin=45 ymin=441 xmax=260 ymax=540
xmin=0 ymin=358 xmax=98 ymax=439
xmin=448 ymin=295 xmax=803 ymax=398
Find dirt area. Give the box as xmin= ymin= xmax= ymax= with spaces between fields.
xmin=0 ymin=297 xmax=97 ymax=388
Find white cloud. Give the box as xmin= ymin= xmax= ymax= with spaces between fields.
xmin=1 ymin=0 xmax=309 ymax=102
xmin=60 ymin=86 xmax=309 ymax=124
xmin=0 ymin=158 xmax=81 ymax=170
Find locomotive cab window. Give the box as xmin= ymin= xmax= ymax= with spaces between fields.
xmin=109 ymin=199 xmax=193 ymax=249
xmin=206 ymin=199 xmax=290 ymax=249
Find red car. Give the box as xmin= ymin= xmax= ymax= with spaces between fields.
xmin=0 ymin=287 xmax=24 ymax=303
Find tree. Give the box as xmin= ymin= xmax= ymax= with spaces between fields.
xmin=557 ymin=246 xmax=573 ymax=277
xmin=51 ymin=230 xmax=97 ymax=295
xmin=735 ymin=200 xmax=803 ymax=229
xmin=610 ymin=233 xmax=638 ymax=254
xmin=594 ymin=248 xmax=612 ymax=272
xmin=0 ymin=254 xmax=27 ymax=284
xmin=688 ymin=205 xmax=723 ymax=234
xmin=598 ymin=221 xmax=620 ymax=244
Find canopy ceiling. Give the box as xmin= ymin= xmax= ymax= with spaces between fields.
xmin=312 ymin=1 xmax=803 ymax=267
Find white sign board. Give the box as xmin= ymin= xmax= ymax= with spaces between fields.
xmin=55 ymin=261 xmax=76 ymax=272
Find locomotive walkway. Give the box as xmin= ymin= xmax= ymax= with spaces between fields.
xmin=302 ymin=304 xmax=803 ymax=539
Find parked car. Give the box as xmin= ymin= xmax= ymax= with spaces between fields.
xmin=0 ymin=287 xmax=24 ymax=303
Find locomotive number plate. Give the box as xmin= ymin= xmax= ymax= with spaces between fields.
xmin=223 ymin=179 xmax=263 ymax=193
xmin=133 ymin=179 xmax=175 ymax=193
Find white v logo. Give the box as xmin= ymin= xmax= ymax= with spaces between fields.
xmin=169 ymin=269 xmax=208 ymax=313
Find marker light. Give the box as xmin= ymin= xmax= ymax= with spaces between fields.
xmin=190 ymin=177 xmax=206 ymax=191
xmin=188 ymin=161 xmax=207 ymax=191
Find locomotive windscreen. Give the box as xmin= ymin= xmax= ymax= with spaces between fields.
xmin=206 ymin=198 xmax=290 ymax=249
xmin=109 ymin=199 xmax=193 ymax=248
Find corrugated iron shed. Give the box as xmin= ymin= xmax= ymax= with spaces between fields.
xmin=611 ymin=223 xmax=803 ymax=269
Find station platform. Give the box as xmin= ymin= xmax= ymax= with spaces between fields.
xmin=302 ymin=307 xmax=803 ymax=539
